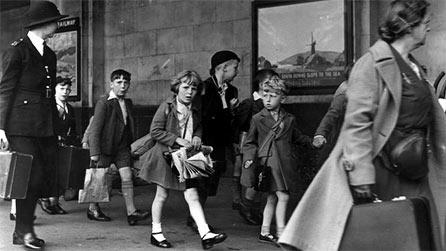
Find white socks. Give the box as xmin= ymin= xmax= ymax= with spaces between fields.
xmin=197 ymin=223 xmax=218 ymax=240
xmin=10 ymin=199 xmax=16 ymax=214
xmin=261 ymin=225 xmax=270 ymax=236
xmin=152 ymin=222 xmax=166 ymax=242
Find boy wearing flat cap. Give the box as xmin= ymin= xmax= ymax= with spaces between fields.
xmin=0 ymin=1 xmax=67 ymax=249
xmin=188 ymin=50 xmax=240 ymax=229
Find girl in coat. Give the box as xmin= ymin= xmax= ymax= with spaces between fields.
xmin=139 ymin=70 xmax=227 ymax=249
xmin=243 ymin=78 xmax=311 ymax=245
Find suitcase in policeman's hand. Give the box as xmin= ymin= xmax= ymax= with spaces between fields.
xmin=0 ymin=151 xmax=33 ymax=199
xmin=339 ymin=197 xmax=436 ymax=251
xmin=57 ymin=145 xmax=89 ymax=190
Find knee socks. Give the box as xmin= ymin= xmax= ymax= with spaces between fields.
xmin=121 ymin=180 xmax=136 ymax=215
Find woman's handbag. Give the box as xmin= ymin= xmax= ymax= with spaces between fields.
xmin=389 ymin=131 xmax=428 ymax=180
xmin=78 ymin=161 xmax=110 ymax=203
xmin=130 ymin=133 xmax=155 ymax=157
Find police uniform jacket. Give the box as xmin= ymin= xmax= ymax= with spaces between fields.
xmin=0 ymin=36 xmax=56 ymax=137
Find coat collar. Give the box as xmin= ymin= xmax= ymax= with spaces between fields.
xmin=106 ymin=92 xmax=129 ymax=124
xmin=258 ymin=108 xmax=292 ymax=138
xmin=369 ymin=40 xmax=402 ymax=107
xmin=23 ymin=35 xmax=44 ymax=59
xmin=166 ymin=96 xmax=200 ymax=131
xmin=27 ymin=31 xmax=45 ymax=56
xmin=166 ymin=96 xmax=199 ymax=112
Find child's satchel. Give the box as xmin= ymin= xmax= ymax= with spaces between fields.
xmin=255 ymin=163 xmax=271 ymax=192
xmin=389 ymin=130 xmax=428 ymax=180
xmin=254 ymin=117 xmax=283 ymax=192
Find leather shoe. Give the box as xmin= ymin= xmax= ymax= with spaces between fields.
xmin=150 ymin=234 xmax=172 ymax=248
xmin=38 ymin=199 xmax=56 ymax=215
xmin=201 ymin=232 xmax=227 ymax=249
xmin=87 ymin=208 xmax=111 ymax=221
xmin=13 ymin=232 xmax=45 ymax=249
xmin=52 ymin=204 xmax=68 ymax=214
xmin=258 ymin=233 xmax=279 ymax=247
xmin=127 ymin=209 xmax=150 ymax=226
xmin=23 ymin=233 xmax=45 ymax=250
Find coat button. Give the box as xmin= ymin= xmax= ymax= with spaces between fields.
xmin=343 ymin=160 xmax=354 ymax=171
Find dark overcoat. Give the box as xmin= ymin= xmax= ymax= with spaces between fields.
xmin=89 ymin=95 xmax=135 ymax=156
xmin=138 ymin=98 xmax=202 ymax=190
xmin=242 ymin=108 xmax=311 ymax=193
xmin=200 ymin=76 xmax=238 ymax=164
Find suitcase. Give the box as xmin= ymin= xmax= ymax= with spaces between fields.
xmin=57 ymin=145 xmax=89 ymax=190
xmin=339 ymin=197 xmax=435 ymax=251
xmin=0 ymin=151 xmax=33 ymax=199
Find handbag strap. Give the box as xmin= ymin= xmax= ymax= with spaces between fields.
xmin=259 ymin=115 xmax=284 ymax=166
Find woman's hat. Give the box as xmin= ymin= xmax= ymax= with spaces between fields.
xmin=24 ymin=1 xmax=68 ymax=28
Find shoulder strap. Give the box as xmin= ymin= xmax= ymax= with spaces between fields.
xmin=258 ymin=115 xmax=284 ymax=165
xmin=11 ymin=38 xmax=23 ymax=47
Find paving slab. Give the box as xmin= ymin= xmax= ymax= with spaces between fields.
xmin=0 ymin=178 xmax=296 ymax=251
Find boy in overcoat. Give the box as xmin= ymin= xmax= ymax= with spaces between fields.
xmin=235 ymin=69 xmax=280 ymax=225
xmin=243 ymin=78 xmax=311 ymax=243
xmin=200 ymin=51 xmax=240 ymax=198
xmin=87 ymin=69 xmax=149 ymax=225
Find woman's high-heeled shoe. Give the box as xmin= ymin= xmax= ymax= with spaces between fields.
xmin=150 ymin=232 xmax=172 ymax=248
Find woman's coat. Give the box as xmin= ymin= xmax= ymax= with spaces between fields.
xmin=279 ymin=40 xmax=446 ymax=251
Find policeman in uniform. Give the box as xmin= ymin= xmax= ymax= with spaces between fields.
xmin=0 ymin=1 xmax=67 ymax=249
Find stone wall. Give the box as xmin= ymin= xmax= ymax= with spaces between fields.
xmin=2 ymin=0 xmax=446 ymax=136
xmin=102 ymin=0 xmax=252 ymax=106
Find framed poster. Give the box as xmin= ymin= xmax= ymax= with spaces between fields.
xmin=47 ymin=17 xmax=81 ymax=101
xmin=253 ymin=0 xmax=353 ymax=96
